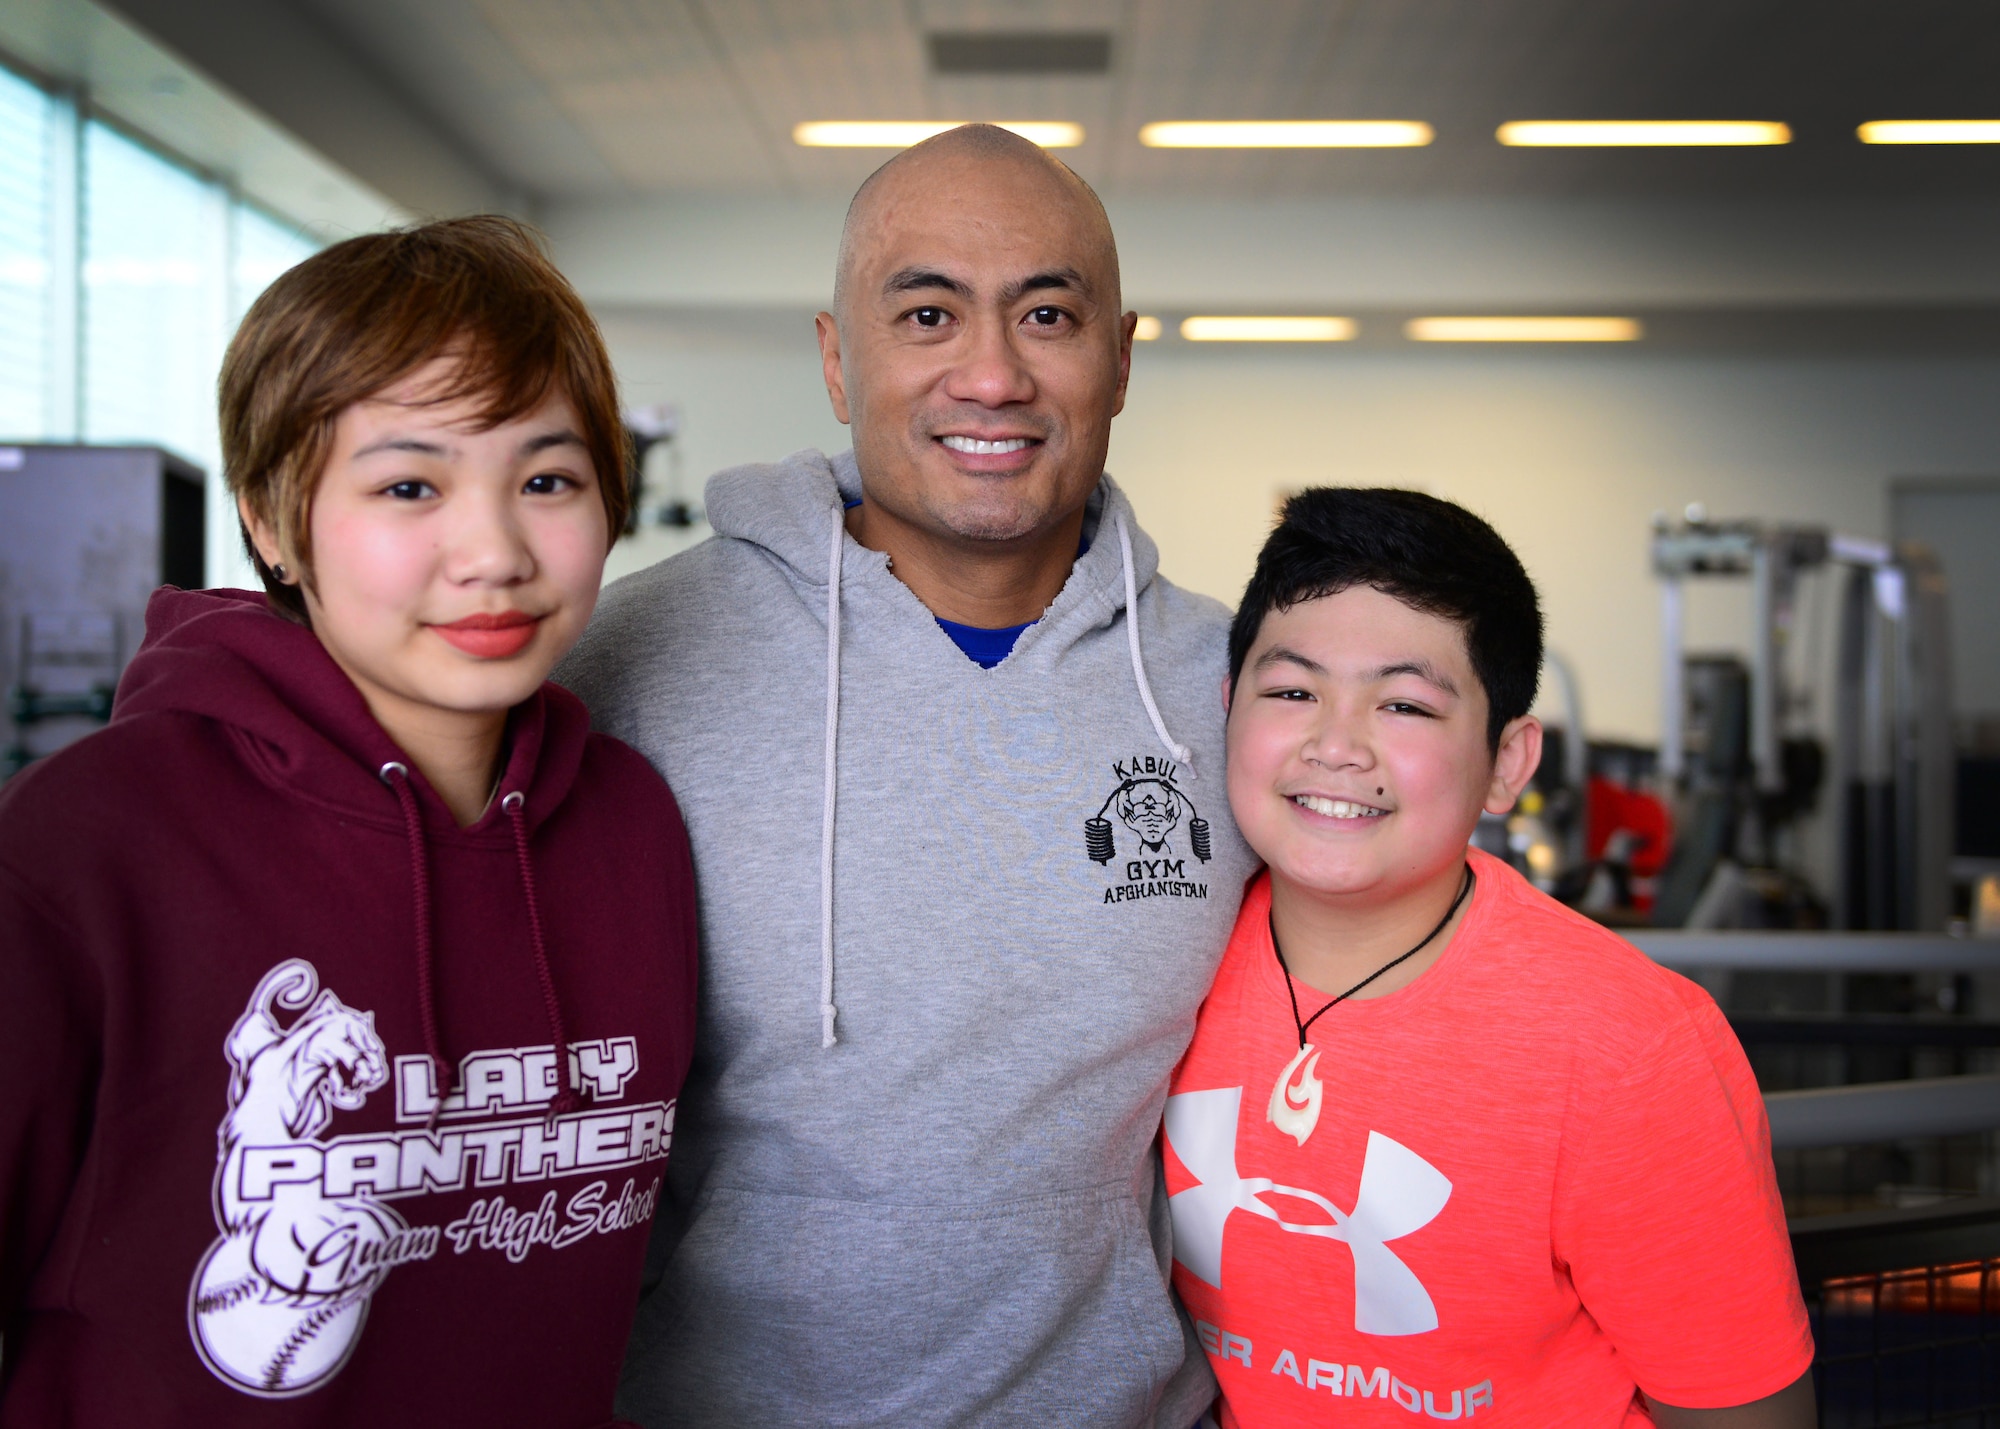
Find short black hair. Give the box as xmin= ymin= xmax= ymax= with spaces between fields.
xmin=1228 ymin=488 xmax=1544 ymax=752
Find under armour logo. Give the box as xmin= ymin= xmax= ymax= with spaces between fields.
xmin=1166 ymin=1086 xmax=1451 ymax=1336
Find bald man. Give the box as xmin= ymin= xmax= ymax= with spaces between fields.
xmin=559 ymin=125 xmax=1258 ymax=1428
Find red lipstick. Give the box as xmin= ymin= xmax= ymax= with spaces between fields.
xmin=431 ymin=610 xmax=541 ymax=659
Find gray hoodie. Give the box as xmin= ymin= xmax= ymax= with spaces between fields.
xmin=557 ymin=449 xmax=1257 ymax=1428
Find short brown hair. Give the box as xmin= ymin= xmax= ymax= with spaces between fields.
xmin=220 ymin=215 xmax=630 ymax=621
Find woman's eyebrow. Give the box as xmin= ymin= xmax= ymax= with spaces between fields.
xmin=351 ymin=435 xmax=449 ymax=459
xmin=519 ymin=430 xmax=586 ymax=456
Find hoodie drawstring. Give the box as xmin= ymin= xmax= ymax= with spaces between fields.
xmin=379 ymin=761 xmax=450 ymax=1127
xmin=379 ymin=762 xmax=582 ymax=1129
xmin=819 ymin=519 xmax=845 ymax=1049
xmin=502 ymin=791 xmax=584 ymax=1126
xmin=1116 ymin=514 xmax=1195 ymax=773
xmin=812 ymin=509 xmax=1187 ymax=1051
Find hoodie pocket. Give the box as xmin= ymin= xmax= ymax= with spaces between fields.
xmin=620 ymin=1179 xmax=1186 ymax=1428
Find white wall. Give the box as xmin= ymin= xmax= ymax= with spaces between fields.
xmin=551 ymin=193 xmax=2000 ymax=311
xmin=1108 ymin=346 xmax=2000 ymax=742
xmin=595 ymin=308 xmax=2000 ymax=745
xmin=597 ymin=310 xmax=848 ymax=583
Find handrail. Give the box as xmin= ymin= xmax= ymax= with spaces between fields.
xmin=1729 ymin=1014 xmax=2000 ymax=1047
xmin=1629 ymin=931 xmax=2000 ymax=972
xmin=1615 ymin=931 xmax=2000 ymax=1149
xmin=1764 ymin=1073 xmax=2000 ymax=1150
xmin=1790 ymin=1195 xmax=2000 ymax=1285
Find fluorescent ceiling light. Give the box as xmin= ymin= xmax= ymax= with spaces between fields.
xmin=1140 ymin=120 xmax=1433 ymax=148
xmin=1132 ymin=315 xmax=1162 ymax=341
xmin=1406 ymin=316 xmax=1643 ymax=343
xmin=1496 ymin=121 xmax=1790 ymax=147
xmin=1180 ymin=316 xmax=1357 ymax=342
xmin=1859 ymin=120 xmax=2000 ymax=145
xmin=793 ymin=121 xmax=1083 ymax=148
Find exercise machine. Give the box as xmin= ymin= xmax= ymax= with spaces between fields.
xmin=1651 ymin=510 xmax=1953 ymax=930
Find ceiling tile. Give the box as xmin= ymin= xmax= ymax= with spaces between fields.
xmin=295 ymin=0 xmax=2000 ymax=202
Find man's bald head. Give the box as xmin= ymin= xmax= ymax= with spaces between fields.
xmin=812 ymin=121 xmax=1136 ymax=573
xmin=832 ymin=124 xmax=1120 ymax=321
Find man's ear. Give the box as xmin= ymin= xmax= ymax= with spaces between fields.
xmin=237 ymin=493 xmax=289 ymax=580
xmin=814 ymin=312 xmax=852 ymax=425
xmin=1483 ymin=715 xmax=1544 ymax=816
xmin=1110 ymin=310 xmax=1137 ymax=417
xmin=1221 ymin=674 xmax=1233 ymax=716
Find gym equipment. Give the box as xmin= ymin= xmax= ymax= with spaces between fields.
xmin=1 ymin=444 xmax=204 ymax=776
xmin=1650 ymin=510 xmax=1954 ymax=930
xmin=622 ymin=404 xmax=702 ymax=532
xmin=1829 ymin=537 xmax=1955 ymax=931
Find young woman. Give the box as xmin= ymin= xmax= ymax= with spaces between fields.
xmin=0 ymin=217 xmax=696 ymax=1427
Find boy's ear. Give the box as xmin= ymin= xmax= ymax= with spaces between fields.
xmin=1482 ymin=714 xmax=1543 ymax=816
xmin=1221 ymin=674 xmax=1233 ymax=715
xmin=237 ymin=493 xmax=291 ymax=582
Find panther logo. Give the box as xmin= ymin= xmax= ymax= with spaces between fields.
xmin=188 ymin=959 xmax=409 ymax=1397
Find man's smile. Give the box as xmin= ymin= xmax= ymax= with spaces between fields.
xmin=938 ymin=435 xmax=1035 ymax=455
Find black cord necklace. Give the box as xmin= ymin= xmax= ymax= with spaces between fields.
xmin=1271 ymin=864 xmax=1476 ymax=1052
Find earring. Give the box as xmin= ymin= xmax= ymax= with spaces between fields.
xmin=272 ymin=563 xmax=288 ymax=582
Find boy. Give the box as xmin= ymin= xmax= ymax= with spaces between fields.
xmin=0 ymin=218 xmax=696 ymax=1426
xmin=1168 ymin=489 xmax=1813 ymax=1427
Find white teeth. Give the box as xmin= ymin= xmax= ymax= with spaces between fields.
xmin=941 ymin=435 xmax=1031 ymax=455
xmin=1293 ymin=795 xmax=1387 ymax=820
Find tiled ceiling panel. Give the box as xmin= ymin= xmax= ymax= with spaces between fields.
xmin=306 ymin=0 xmax=624 ymax=196
xmin=302 ymin=0 xmax=2000 ymax=202
xmin=696 ymin=0 xmax=924 ymax=193
xmin=470 ymin=0 xmax=781 ymax=189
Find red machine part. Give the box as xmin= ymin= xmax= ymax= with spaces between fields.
xmin=1584 ymin=776 xmax=1675 ymax=912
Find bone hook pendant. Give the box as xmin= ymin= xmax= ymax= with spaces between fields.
xmin=1267 ymin=1043 xmax=1323 ymax=1146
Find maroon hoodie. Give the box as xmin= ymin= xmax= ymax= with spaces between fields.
xmin=0 ymin=588 xmax=697 ymax=1427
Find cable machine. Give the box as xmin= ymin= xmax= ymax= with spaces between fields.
xmin=1651 ymin=510 xmax=1953 ymax=930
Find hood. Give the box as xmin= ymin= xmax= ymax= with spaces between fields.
xmin=702 ymin=447 xmax=1163 ymax=653
xmin=114 ymin=586 xmax=588 ymax=837
xmin=703 ymin=448 xmax=1193 ymax=1051
xmin=116 ymin=585 xmax=598 ymax=1117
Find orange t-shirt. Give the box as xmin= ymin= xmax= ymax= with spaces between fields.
xmin=1166 ymin=851 xmax=1812 ymax=1427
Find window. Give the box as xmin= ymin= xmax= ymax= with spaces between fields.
xmin=0 ymin=65 xmax=50 ymax=439
xmin=232 ymin=201 xmax=317 ymax=324
xmin=81 ymin=120 xmax=225 ymax=471
xmin=0 ymin=53 xmax=327 ymax=582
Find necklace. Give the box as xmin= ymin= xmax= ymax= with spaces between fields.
xmin=1266 ymin=865 xmax=1475 ymax=1147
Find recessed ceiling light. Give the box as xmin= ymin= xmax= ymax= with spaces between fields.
xmin=1406 ymin=316 xmax=1643 ymax=342
xmin=1140 ymin=121 xmax=1433 ymax=148
xmin=1858 ymin=120 xmax=2000 ymax=145
xmin=1180 ymin=316 xmax=1357 ymax=342
xmin=927 ymin=31 xmax=1112 ymax=76
xmin=1132 ymin=315 xmax=1162 ymax=341
xmin=1496 ymin=121 xmax=1790 ymax=147
xmin=792 ymin=121 xmax=1084 ymax=148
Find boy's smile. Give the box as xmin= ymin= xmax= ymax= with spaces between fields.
xmin=1226 ymin=585 xmax=1540 ymax=994
xmin=1288 ymin=794 xmax=1388 ymax=821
